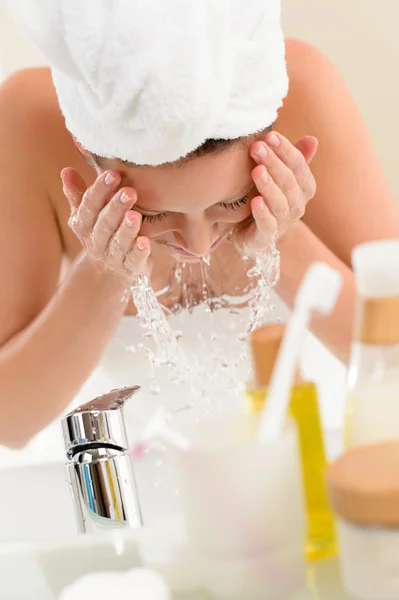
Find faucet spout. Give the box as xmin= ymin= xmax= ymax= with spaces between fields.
xmin=62 ymin=386 xmax=143 ymax=534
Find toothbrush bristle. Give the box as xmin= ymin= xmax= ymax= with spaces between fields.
xmin=298 ymin=263 xmax=343 ymax=315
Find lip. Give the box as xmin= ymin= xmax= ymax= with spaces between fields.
xmin=166 ymin=244 xmax=198 ymax=257
xmin=210 ymin=235 xmax=226 ymax=251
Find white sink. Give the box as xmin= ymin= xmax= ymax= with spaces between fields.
xmin=0 ymin=529 xmax=141 ymax=600
xmin=0 ymin=461 xmax=76 ymax=543
xmin=0 ymin=524 xmax=350 ymax=600
xmin=0 ymin=425 xmax=343 ymax=546
xmin=0 ymin=426 xmax=346 ymax=600
xmin=0 ymin=442 xmax=183 ymax=545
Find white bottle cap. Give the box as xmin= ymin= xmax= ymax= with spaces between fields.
xmin=352 ymin=239 xmax=399 ymax=298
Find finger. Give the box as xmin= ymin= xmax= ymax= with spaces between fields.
xmin=252 ymin=165 xmax=291 ymax=226
xmin=108 ymin=210 xmax=142 ymax=262
xmin=252 ymin=133 xmax=316 ymax=196
xmin=76 ymin=170 xmax=121 ymax=233
xmin=295 ymin=136 xmax=318 ymax=165
xmin=251 ymin=195 xmax=278 ymax=241
xmin=125 ymin=236 xmax=151 ymax=275
xmin=92 ymin=187 xmax=137 ymax=253
xmin=61 ymin=167 xmax=87 ymax=210
xmin=266 ymin=131 xmax=318 ymax=166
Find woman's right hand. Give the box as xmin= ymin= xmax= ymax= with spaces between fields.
xmin=61 ymin=168 xmax=151 ymax=282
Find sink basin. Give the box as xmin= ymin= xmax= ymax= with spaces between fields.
xmin=0 ymin=522 xmax=350 ymax=600
xmin=0 ymin=426 xmax=343 ymax=546
xmin=0 ymin=428 xmax=346 ymax=599
xmin=0 ymin=461 xmax=75 ymax=543
xmin=0 ymin=443 xmax=182 ymax=545
xmin=0 ymin=529 xmax=141 ymax=600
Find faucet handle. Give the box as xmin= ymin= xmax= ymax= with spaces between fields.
xmin=62 ymin=386 xmax=140 ymax=457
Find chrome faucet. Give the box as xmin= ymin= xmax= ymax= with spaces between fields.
xmin=62 ymin=386 xmax=142 ymax=534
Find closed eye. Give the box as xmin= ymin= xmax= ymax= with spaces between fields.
xmin=141 ymin=212 xmax=167 ymax=224
xmin=141 ymin=195 xmax=250 ymax=224
xmin=219 ymin=196 xmax=249 ymax=211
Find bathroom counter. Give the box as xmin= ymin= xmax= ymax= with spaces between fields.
xmin=0 ymin=529 xmax=349 ymax=600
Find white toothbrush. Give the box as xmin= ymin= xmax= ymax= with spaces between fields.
xmin=257 ymin=262 xmax=343 ymax=444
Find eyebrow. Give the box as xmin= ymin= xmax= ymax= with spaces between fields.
xmin=135 ymin=183 xmax=255 ymax=214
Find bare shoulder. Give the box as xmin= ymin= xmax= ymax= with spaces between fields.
xmin=1 ymin=67 xmax=61 ymax=133
xmin=0 ymin=68 xmax=66 ymax=343
xmin=0 ymin=67 xmax=90 ymax=246
xmin=284 ymin=38 xmax=336 ymax=80
xmin=277 ymin=39 xmax=399 ymax=266
xmin=0 ymin=67 xmax=74 ymax=167
xmin=277 ymin=38 xmax=355 ymax=139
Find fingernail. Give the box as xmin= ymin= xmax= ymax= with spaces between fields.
xmin=125 ymin=212 xmax=136 ymax=227
xmin=267 ymin=133 xmax=280 ymax=148
xmin=120 ymin=191 xmax=131 ymax=204
xmin=254 ymin=143 xmax=267 ymax=160
xmin=105 ymin=171 xmax=118 ymax=185
xmin=260 ymin=167 xmax=269 ymax=183
xmin=137 ymin=238 xmax=146 ymax=251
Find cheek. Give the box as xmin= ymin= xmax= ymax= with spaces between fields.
xmin=216 ymin=205 xmax=252 ymax=223
xmin=139 ymin=218 xmax=180 ymax=238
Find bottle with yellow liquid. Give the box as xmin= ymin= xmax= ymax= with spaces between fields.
xmin=245 ymin=323 xmax=336 ymax=561
xmin=345 ymin=240 xmax=399 ymax=449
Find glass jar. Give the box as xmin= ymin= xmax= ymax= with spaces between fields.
xmin=327 ymin=440 xmax=399 ymax=600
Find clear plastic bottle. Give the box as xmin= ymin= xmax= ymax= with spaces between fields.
xmin=245 ymin=324 xmax=336 ymax=561
xmin=345 ymin=239 xmax=399 ymax=449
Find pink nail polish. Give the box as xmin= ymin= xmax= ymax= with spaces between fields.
xmin=255 ymin=144 xmax=267 ymax=160
xmin=260 ymin=168 xmax=269 ymax=183
xmin=125 ymin=212 xmax=135 ymax=227
xmin=267 ymin=133 xmax=280 ymax=147
xmin=105 ymin=172 xmax=117 ymax=185
xmin=120 ymin=191 xmax=131 ymax=204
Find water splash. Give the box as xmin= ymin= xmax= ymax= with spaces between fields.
xmin=246 ymin=237 xmax=280 ymax=334
xmin=129 ymin=238 xmax=280 ymax=409
xmin=131 ymin=276 xmax=190 ymax=385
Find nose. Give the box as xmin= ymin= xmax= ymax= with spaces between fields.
xmin=177 ymin=218 xmax=219 ymax=256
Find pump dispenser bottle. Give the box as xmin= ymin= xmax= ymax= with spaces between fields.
xmin=346 ymin=239 xmax=399 ymax=449
xmin=246 ymin=323 xmax=336 ymax=561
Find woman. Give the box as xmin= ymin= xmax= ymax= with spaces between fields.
xmin=1 ymin=0 xmax=398 ymax=449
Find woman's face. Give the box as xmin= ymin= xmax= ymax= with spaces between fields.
xmin=98 ymin=144 xmax=255 ymax=262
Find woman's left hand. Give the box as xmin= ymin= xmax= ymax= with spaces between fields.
xmin=234 ymin=131 xmax=318 ymax=255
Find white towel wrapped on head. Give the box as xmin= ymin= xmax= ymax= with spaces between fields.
xmin=6 ymin=0 xmax=288 ymax=166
